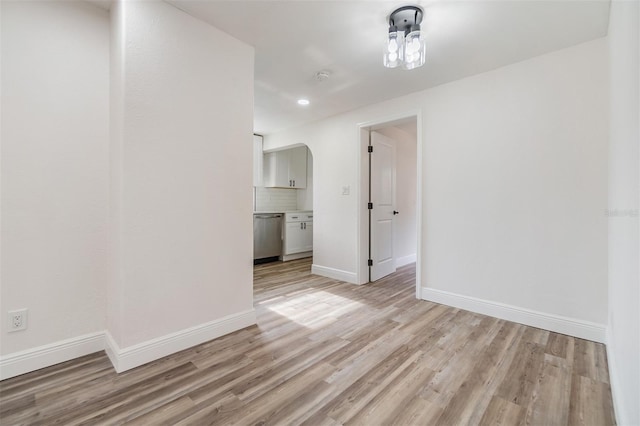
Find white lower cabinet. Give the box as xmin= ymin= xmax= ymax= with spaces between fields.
xmin=283 ymin=211 xmax=313 ymax=261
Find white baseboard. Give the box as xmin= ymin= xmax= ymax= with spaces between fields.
xmin=395 ymin=254 xmax=417 ymax=268
xmin=605 ymin=334 xmax=627 ymax=426
xmin=1 ymin=310 xmax=257 ymax=379
xmin=105 ymin=309 xmax=256 ymax=373
xmin=312 ymin=264 xmax=358 ymax=284
xmin=0 ymin=331 xmax=105 ymax=380
xmin=421 ymin=287 xmax=606 ymax=343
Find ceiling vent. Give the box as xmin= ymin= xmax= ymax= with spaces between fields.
xmin=314 ymin=70 xmax=331 ymax=82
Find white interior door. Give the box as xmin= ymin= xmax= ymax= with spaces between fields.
xmin=370 ymin=131 xmax=396 ymax=281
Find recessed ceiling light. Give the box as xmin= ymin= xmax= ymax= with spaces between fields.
xmin=297 ymin=99 xmax=310 ymax=106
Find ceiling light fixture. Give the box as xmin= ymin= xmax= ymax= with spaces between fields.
xmin=297 ymin=99 xmax=310 ymax=106
xmin=384 ymin=5 xmax=426 ymax=70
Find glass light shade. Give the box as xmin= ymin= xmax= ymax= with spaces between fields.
xmin=388 ymin=38 xmax=398 ymax=53
xmin=403 ymin=30 xmax=425 ymax=70
xmin=383 ymin=31 xmax=404 ymax=68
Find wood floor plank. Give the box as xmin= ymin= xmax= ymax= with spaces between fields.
xmin=322 ymin=345 xmax=423 ymax=424
xmin=574 ymin=338 xmax=610 ymax=383
xmin=523 ymin=359 xmax=572 ymax=426
xmin=388 ymin=394 xmax=443 ymax=425
xmin=479 ymin=396 xmax=525 ymax=426
xmin=343 ymin=356 xmax=435 ymax=425
xmin=494 ymin=339 xmax=547 ymax=407
xmin=568 ymin=374 xmax=616 ymax=426
xmin=124 ymin=396 xmax=195 ymax=425
xmin=546 ymin=332 xmax=571 ymax=359
xmin=45 ymin=362 xmax=200 ymax=425
xmin=419 ymin=314 xmax=507 ymax=409
xmin=521 ymin=327 xmax=550 ymax=346
xmin=219 ymin=362 xmax=337 ymax=425
xmin=254 ymin=377 xmax=335 ymax=425
xmin=230 ymin=337 xmax=348 ymax=402
xmin=0 ymin=258 xmax=616 ymax=425
xmin=464 ymin=323 xmax=527 ymax=425
xmin=433 ymin=321 xmax=523 ymax=425
xmin=0 ymin=353 xmax=111 ymax=400
xmin=171 ymin=391 xmax=243 ymax=426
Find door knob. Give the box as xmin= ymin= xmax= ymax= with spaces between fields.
xmin=393 ymin=210 xmax=399 ymax=215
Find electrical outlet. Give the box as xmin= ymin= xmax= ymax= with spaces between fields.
xmin=8 ymin=309 xmax=28 ymax=332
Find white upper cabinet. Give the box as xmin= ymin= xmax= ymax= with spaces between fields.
xmin=263 ymin=146 xmax=307 ymax=188
xmin=287 ymin=146 xmax=307 ymax=188
xmin=253 ymin=134 xmax=264 ymax=187
xmin=263 ymin=151 xmax=288 ymax=188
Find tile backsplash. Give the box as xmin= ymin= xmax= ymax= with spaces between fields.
xmin=254 ymin=187 xmax=298 ymax=211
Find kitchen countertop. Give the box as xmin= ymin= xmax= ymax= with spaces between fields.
xmin=254 ymin=210 xmax=312 ymax=214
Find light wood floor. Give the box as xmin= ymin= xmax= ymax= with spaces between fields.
xmin=0 ymin=259 xmax=615 ymax=425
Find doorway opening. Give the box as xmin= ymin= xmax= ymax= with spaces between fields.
xmin=357 ymin=113 xmax=422 ymax=298
xmin=252 ymin=139 xmax=314 ymax=268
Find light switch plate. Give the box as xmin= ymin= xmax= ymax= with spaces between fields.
xmin=342 ymin=186 xmax=350 ymax=195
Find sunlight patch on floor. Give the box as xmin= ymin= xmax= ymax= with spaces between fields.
xmin=266 ymin=290 xmax=364 ymax=328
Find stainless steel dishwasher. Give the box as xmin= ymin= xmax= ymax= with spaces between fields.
xmin=253 ymin=213 xmax=283 ymax=264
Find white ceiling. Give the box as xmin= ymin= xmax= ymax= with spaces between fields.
xmin=167 ymin=0 xmax=610 ymax=135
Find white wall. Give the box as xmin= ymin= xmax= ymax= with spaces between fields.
xmin=1 ymin=0 xmax=257 ymax=377
xmin=607 ymin=1 xmax=640 ymax=424
xmin=420 ymin=39 xmax=608 ymax=327
xmin=265 ymin=38 xmax=608 ymax=330
xmin=108 ymin=0 xmax=255 ymax=362
xmin=1 ymin=1 xmax=109 ymax=355
xmin=375 ymin=127 xmax=418 ymax=267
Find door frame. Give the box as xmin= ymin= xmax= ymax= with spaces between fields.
xmin=356 ymin=110 xmax=423 ymax=299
